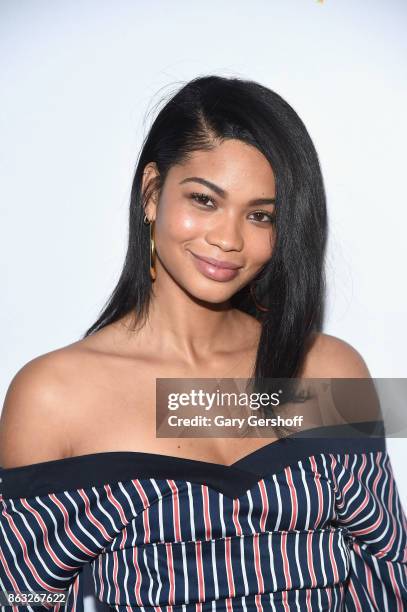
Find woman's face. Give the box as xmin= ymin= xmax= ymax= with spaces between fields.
xmin=143 ymin=139 xmax=276 ymax=304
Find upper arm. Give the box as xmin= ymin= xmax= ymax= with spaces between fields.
xmin=301 ymin=332 xmax=372 ymax=378
xmin=300 ymin=333 xmax=382 ymax=425
xmin=0 ymin=354 xmax=73 ymax=468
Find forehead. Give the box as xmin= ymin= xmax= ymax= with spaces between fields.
xmin=169 ymin=139 xmax=276 ymax=194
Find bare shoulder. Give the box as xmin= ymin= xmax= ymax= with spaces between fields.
xmin=300 ymin=332 xmax=371 ymax=378
xmin=0 ymin=340 xmax=96 ymax=469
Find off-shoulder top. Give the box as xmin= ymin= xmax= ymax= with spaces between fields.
xmin=0 ymin=420 xmax=406 ymax=611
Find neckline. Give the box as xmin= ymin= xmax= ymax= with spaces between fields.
xmin=0 ymin=437 xmax=288 ymax=475
xmin=0 ymin=419 xmax=384 ymax=475
xmin=0 ymin=420 xmax=386 ymax=500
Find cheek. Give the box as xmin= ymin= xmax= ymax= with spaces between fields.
xmin=246 ymin=230 xmax=275 ymax=265
xmin=157 ymin=204 xmax=202 ymax=240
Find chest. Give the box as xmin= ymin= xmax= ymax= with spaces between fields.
xmin=68 ymin=354 xmax=276 ymax=463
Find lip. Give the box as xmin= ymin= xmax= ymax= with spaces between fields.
xmin=189 ymin=251 xmax=242 ymax=270
xmin=188 ymin=250 xmax=242 ymax=282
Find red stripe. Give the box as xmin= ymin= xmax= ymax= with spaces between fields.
xmin=133 ymin=546 xmax=143 ymax=606
xmin=254 ymin=592 xmax=263 ymax=611
xmin=253 ymin=533 xmax=265 ymax=593
xmin=112 ymin=550 xmax=119 ymax=605
xmin=284 ymin=467 xmax=298 ymax=530
xmin=166 ymin=542 xmax=175 ymax=604
xmin=167 ymin=480 xmax=182 ymax=542
xmin=4 ymin=497 xmax=71 ymax=592
xmin=388 ymin=560 xmax=404 ymax=612
xmin=309 ymin=457 xmax=323 ymax=528
xmin=72 ymin=571 xmax=79 ymax=611
xmin=202 ymin=485 xmax=212 ymax=540
xmin=329 ymin=530 xmax=339 ymax=584
xmin=195 ymin=539 xmax=205 ymax=602
xmin=132 ymin=480 xmax=149 ymax=508
xmin=306 ymin=531 xmax=317 ymax=588
xmin=280 ymin=531 xmax=292 ymax=589
xmin=78 ymin=489 xmax=111 ymax=541
xmin=20 ymin=499 xmax=76 ymax=571
xmin=105 ymin=484 xmax=127 ymax=525
xmin=281 ymin=589 xmax=290 ymax=612
xmin=225 ymin=536 xmax=235 ymax=597
xmin=305 ymin=587 xmax=312 ymax=612
xmin=258 ymin=480 xmax=269 ymax=532
xmin=98 ymin=553 xmax=104 ymax=599
xmin=0 ymin=546 xmax=26 ymax=611
xmin=347 ymin=575 xmax=363 ymax=611
xmin=232 ymin=499 xmax=242 ymax=536
xmin=50 ymin=493 xmax=95 ymax=557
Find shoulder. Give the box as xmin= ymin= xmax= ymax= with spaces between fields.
xmin=300 ymin=332 xmax=371 ymax=378
xmin=0 ymin=341 xmax=97 ymax=469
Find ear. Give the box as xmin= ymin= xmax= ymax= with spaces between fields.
xmin=141 ymin=162 xmax=160 ymax=221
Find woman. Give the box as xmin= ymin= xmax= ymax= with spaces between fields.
xmin=0 ymin=75 xmax=406 ymax=611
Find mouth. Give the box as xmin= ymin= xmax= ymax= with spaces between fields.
xmin=188 ymin=250 xmax=242 ymax=282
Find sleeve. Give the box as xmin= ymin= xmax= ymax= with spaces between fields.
xmin=0 ymin=483 xmax=131 ymax=612
xmin=330 ymin=445 xmax=407 ymax=610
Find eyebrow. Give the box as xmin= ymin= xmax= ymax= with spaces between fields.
xmin=179 ymin=177 xmax=276 ymax=205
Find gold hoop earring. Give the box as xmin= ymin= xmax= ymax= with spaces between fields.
xmin=143 ymin=213 xmax=156 ymax=281
xmin=249 ymin=283 xmax=270 ymax=312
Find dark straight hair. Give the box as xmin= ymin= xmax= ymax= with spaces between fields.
xmin=83 ymin=75 xmax=327 ymax=383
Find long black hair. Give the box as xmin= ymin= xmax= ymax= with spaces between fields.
xmin=83 ymin=75 xmax=327 ymax=383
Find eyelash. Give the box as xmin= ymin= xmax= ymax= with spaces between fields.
xmin=189 ymin=192 xmax=276 ymax=225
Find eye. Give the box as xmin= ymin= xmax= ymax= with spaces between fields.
xmin=189 ymin=192 xmax=216 ymax=208
xmin=249 ymin=211 xmax=276 ymax=225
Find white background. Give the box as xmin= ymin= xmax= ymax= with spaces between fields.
xmin=1 ymin=2 xmax=406 ymax=609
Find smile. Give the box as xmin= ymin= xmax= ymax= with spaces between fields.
xmin=188 ymin=251 xmax=241 ymax=282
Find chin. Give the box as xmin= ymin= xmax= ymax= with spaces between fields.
xmin=184 ymin=283 xmax=236 ymax=305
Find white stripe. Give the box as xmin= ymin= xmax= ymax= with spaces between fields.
xmin=122 ymin=547 xmax=130 ymax=606
xmin=151 ymin=480 xmax=165 ymax=542
xmin=187 ymin=482 xmax=196 ymax=541
xmin=64 ymin=492 xmax=102 ymax=548
xmin=272 ymin=474 xmax=282 ymax=530
xmin=211 ymin=539 xmax=219 ymax=600
xmin=0 ymin=519 xmax=42 ymax=592
xmin=340 ymin=454 xmax=366 ymax=516
xmin=267 ymin=532 xmax=277 ymax=592
xmin=294 ymin=530 xmax=304 ymax=588
xmin=105 ymin=548 xmax=111 ymax=604
xmin=299 ymin=460 xmax=311 ymax=530
xmin=319 ymin=530 xmax=327 ymax=586
xmin=240 ymin=533 xmax=249 ymax=596
xmin=371 ymin=552 xmax=389 ymax=612
xmin=143 ymin=547 xmax=154 ymax=606
xmin=246 ymin=491 xmax=256 ymax=534
xmin=37 ymin=497 xmax=84 ymax=563
xmin=219 ymin=494 xmax=226 ymax=538
xmin=8 ymin=499 xmax=66 ymax=582
xmin=337 ymin=530 xmax=349 ymax=579
xmin=320 ymin=454 xmax=333 ymax=526
xmin=316 ymin=586 xmax=322 ymax=610
xmin=357 ymin=453 xmax=391 ymax=545
xmin=119 ymin=481 xmax=138 ymax=517
xmin=379 ymin=453 xmax=400 ymax=559
xmin=153 ymin=543 xmax=162 ymax=605
xmin=92 ymin=487 xmax=120 ymax=533
xmin=295 ymin=588 xmax=301 ymax=611
xmin=181 ymin=541 xmax=189 ymax=604
xmin=349 ymin=548 xmax=376 ymax=612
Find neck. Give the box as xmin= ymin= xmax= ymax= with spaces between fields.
xmin=143 ymin=271 xmax=237 ymax=363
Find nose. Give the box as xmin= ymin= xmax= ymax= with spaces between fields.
xmin=205 ymin=213 xmax=244 ymax=252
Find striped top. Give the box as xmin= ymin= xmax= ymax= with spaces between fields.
xmin=0 ymin=420 xmax=406 ymax=611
